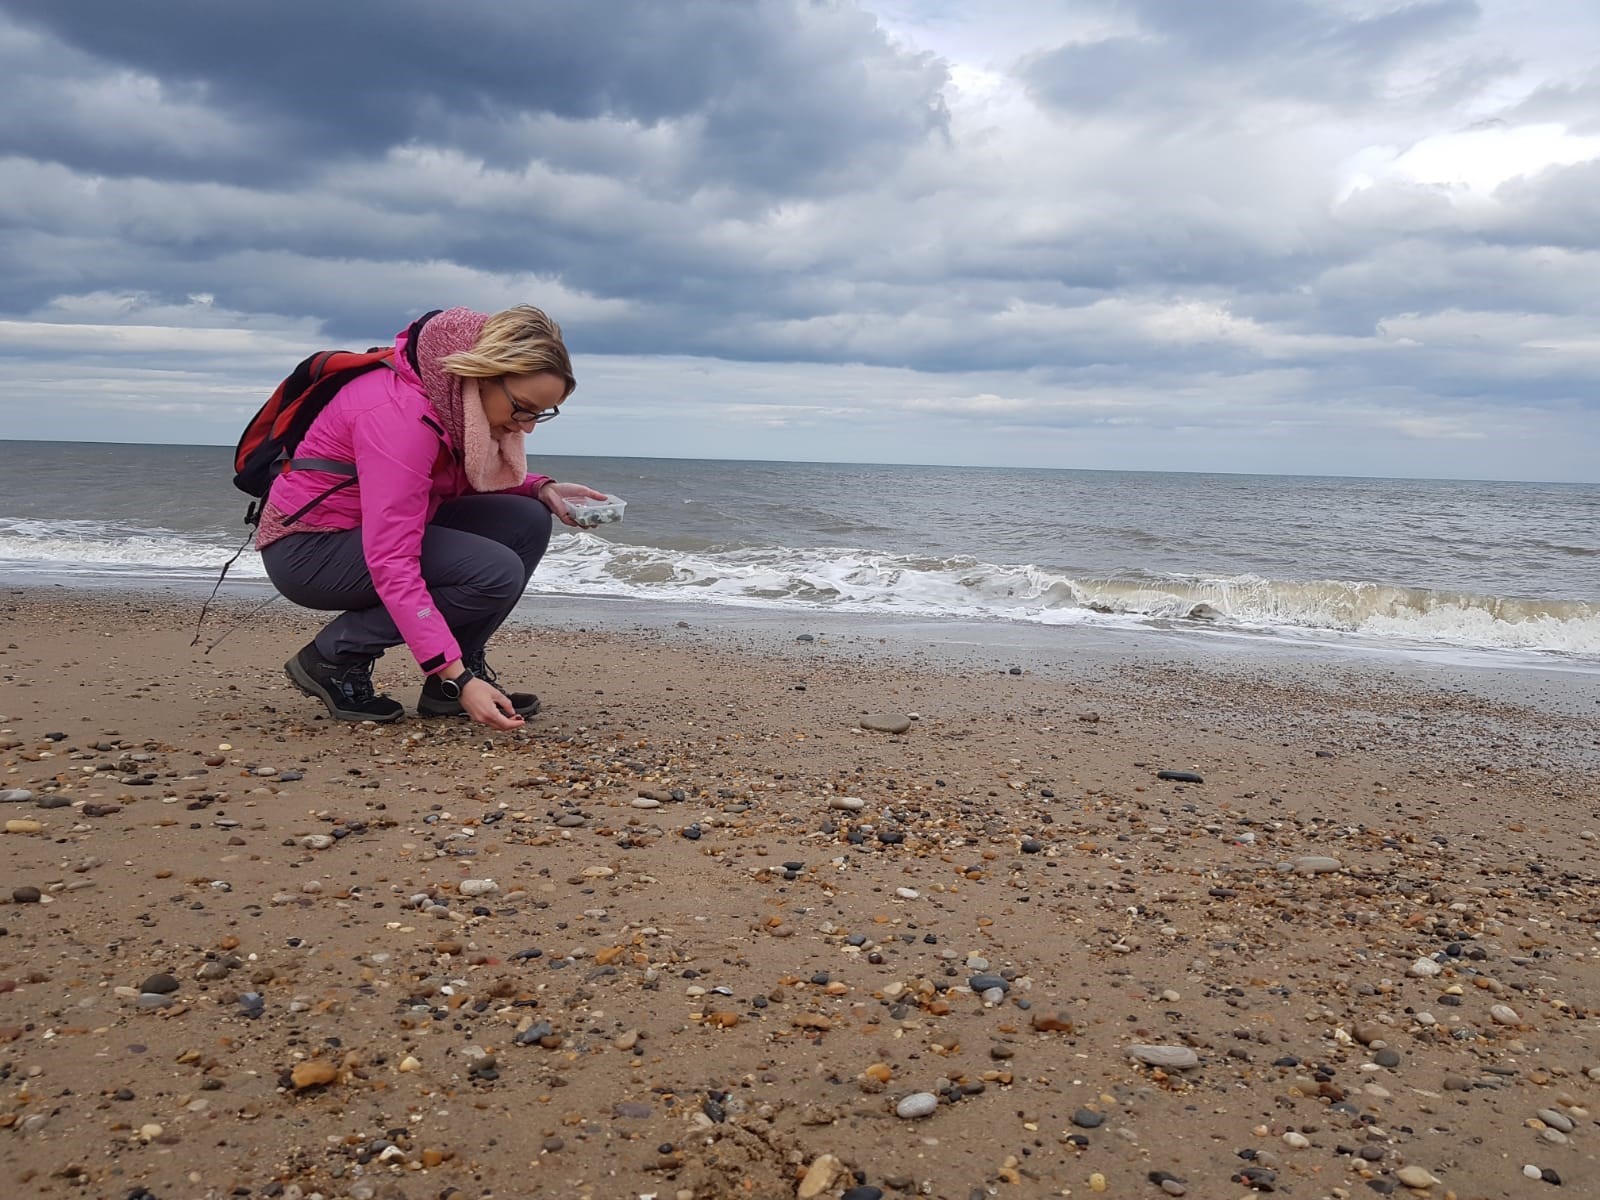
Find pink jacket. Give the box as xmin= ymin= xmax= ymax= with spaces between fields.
xmin=258 ymin=329 xmax=551 ymax=674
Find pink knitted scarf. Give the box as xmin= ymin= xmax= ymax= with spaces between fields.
xmin=415 ymin=307 xmax=527 ymax=492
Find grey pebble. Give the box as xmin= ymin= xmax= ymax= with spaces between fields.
xmin=1537 ymin=1109 xmax=1575 ymax=1133
xmin=0 ymin=789 xmax=33 ymax=804
xmin=1291 ymin=855 xmax=1343 ymax=874
xmin=895 ymin=1092 xmax=939 ymax=1119
xmin=859 ymin=714 xmax=912 ymax=734
xmin=1071 ymin=1108 xmax=1105 ymax=1128
xmin=1128 ymin=1044 xmax=1200 ymax=1070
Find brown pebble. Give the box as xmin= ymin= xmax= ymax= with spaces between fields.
xmin=290 ymin=1060 xmax=339 ymax=1089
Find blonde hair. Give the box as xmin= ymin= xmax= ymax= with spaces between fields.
xmin=440 ymin=305 xmax=576 ymax=397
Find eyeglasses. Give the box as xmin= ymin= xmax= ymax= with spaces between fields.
xmin=493 ymin=377 xmax=561 ymax=425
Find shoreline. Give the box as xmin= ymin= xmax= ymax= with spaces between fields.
xmin=3 ymin=587 xmax=1599 ymax=1199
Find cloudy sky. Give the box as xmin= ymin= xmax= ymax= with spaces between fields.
xmin=1 ymin=0 xmax=1596 ymax=481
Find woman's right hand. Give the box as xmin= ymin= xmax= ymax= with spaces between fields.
xmin=461 ymin=677 xmax=524 ymax=730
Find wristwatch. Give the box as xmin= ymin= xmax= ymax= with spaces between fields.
xmin=439 ymin=668 xmax=477 ymax=701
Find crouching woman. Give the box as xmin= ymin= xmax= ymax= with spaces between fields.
xmin=257 ymin=305 xmax=604 ymax=730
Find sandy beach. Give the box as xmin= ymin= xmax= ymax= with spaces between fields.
xmin=3 ymin=588 xmax=1599 ymax=1200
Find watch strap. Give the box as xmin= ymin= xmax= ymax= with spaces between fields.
xmin=441 ymin=667 xmax=477 ymax=700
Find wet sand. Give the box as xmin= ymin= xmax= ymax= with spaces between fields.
xmin=2 ymin=588 xmax=1599 ymax=1200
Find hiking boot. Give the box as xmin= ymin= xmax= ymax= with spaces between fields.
xmin=285 ymin=643 xmax=405 ymax=722
xmin=417 ymin=650 xmax=540 ymax=718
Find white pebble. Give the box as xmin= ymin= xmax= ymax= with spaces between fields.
xmin=829 ymin=797 xmax=865 ymax=811
xmin=459 ymin=879 xmax=498 ymax=897
xmin=1128 ymin=1044 xmax=1200 ymax=1070
xmin=1408 ymin=957 xmax=1442 ymax=978
xmin=895 ymin=887 xmax=919 ymax=899
xmin=1282 ymin=1131 xmax=1310 ymax=1149
xmin=895 ymin=1092 xmax=939 ymax=1119
xmin=1489 ymin=1004 xmax=1519 ymax=1024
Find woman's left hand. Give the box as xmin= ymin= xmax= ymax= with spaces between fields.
xmin=537 ymin=480 xmax=609 ymax=527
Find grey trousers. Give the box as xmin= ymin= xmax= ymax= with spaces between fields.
xmin=261 ymin=493 xmax=553 ymax=665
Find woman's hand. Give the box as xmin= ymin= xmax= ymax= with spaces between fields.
xmin=537 ymin=479 xmax=609 ymax=527
xmin=461 ymin=677 xmax=524 ymax=730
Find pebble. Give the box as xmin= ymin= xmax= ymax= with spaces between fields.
xmin=1395 ymin=1165 xmax=1438 ymax=1188
xmin=895 ymin=1092 xmax=939 ymax=1119
xmin=797 ymin=1154 xmax=844 ymax=1199
xmin=840 ymin=1188 xmax=884 ymax=1200
xmin=1489 ymin=1003 xmax=1519 ymax=1024
xmin=1128 ymin=1044 xmax=1200 ymax=1070
xmin=5 ymin=819 xmax=43 ymax=834
xmin=458 ymin=879 xmax=498 ymax=897
xmin=1375 ymin=1048 xmax=1401 ymax=1068
xmin=290 ymin=1060 xmax=338 ymax=1089
xmin=968 ymin=974 xmax=1008 ymax=993
xmin=0 ymin=789 xmax=33 ymax=804
xmin=1291 ymin=855 xmax=1342 ymax=874
xmin=1156 ymin=770 xmax=1203 ymax=783
xmin=1071 ymin=1108 xmax=1104 ymax=1128
xmin=1537 ymin=1108 xmax=1574 ymax=1133
xmin=1283 ymin=1131 xmax=1310 ymax=1148
xmin=631 ymin=797 xmax=661 ymax=809
xmin=859 ymin=714 xmax=912 ymax=734
xmin=139 ymin=973 xmax=180 ymax=995
xmin=299 ymin=834 xmax=334 ymax=851
xmin=829 ymin=796 xmax=865 ymax=811
xmin=12 ymin=887 xmax=41 ymax=904
xmin=1409 ymin=957 xmax=1443 ymax=977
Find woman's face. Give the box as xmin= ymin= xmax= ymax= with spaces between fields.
xmin=484 ymin=371 xmax=566 ymax=435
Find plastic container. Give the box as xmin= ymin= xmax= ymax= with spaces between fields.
xmin=563 ymin=493 xmax=626 ymax=528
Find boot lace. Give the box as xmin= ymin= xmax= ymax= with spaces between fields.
xmin=332 ymin=660 xmax=380 ymax=704
xmin=463 ymin=650 xmax=499 ymax=686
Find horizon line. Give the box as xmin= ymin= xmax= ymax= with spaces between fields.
xmin=0 ymin=436 xmax=1592 ymax=488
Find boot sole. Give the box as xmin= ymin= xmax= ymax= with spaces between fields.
xmin=417 ymin=693 xmax=541 ymax=719
xmin=285 ymin=657 xmax=405 ymax=723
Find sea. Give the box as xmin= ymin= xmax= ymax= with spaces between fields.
xmin=1 ymin=441 xmax=1596 ymax=671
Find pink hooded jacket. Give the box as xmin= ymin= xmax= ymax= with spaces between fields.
xmin=257 ymin=325 xmax=551 ymax=675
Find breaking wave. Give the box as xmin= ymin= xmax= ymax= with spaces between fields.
xmin=1 ymin=519 xmax=1594 ymax=658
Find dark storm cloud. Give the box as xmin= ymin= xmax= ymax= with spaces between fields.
xmin=1022 ymin=0 xmax=1485 ymax=117
xmin=1 ymin=0 xmax=948 ymax=192
xmin=0 ymin=0 xmax=1595 ymax=479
